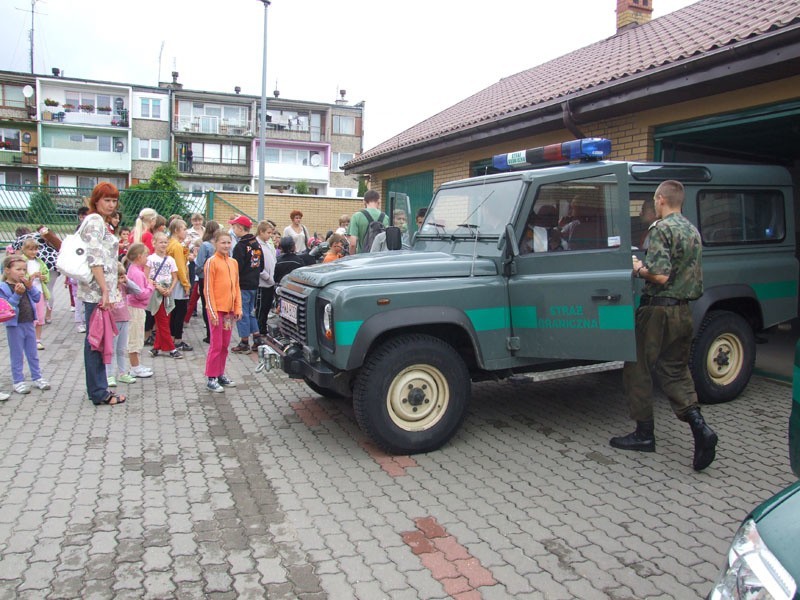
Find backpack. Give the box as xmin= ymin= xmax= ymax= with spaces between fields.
xmin=360 ymin=209 xmax=387 ymax=252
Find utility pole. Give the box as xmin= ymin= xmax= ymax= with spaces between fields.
xmin=257 ymin=0 xmax=271 ymax=221
xmin=29 ymin=0 xmax=37 ymax=73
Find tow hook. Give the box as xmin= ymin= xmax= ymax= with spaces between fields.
xmin=256 ymin=345 xmax=281 ymax=373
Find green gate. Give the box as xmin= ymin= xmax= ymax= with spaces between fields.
xmin=0 ymin=184 xmax=208 ymax=244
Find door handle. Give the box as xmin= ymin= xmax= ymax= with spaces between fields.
xmin=591 ymin=293 xmax=621 ymax=302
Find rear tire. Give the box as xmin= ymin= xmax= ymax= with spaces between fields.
xmin=353 ymin=334 xmax=470 ymax=454
xmin=690 ymin=310 xmax=755 ymax=404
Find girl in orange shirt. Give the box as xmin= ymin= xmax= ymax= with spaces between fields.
xmin=203 ymin=231 xmax=242 ymax=393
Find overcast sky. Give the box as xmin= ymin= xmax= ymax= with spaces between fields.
xmin=2 ymin=0 xmax=698 ymax=150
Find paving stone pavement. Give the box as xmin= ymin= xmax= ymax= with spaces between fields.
xmin=0 ymin=282 xmax=795 ymax=599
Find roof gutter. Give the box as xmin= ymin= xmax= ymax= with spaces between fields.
xmin=347 ymin=24 xmax=800 ymax=174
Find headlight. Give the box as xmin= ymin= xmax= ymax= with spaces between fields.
xmin=320 ymin=302 xmax=334 ymax=347
xmin=708 ymin=519 xmax=796 ymax=600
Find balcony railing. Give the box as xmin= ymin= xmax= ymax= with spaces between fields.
xmin=41 ymin=107 xmax=129 ymax=128
xmin=0 ymin=150 xmax=37 ymax=166
xmin=173 ymin=115 xmax=251 ymax=136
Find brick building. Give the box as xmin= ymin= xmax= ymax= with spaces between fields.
xmin=345 ymin=0 xmax=800 ymax=236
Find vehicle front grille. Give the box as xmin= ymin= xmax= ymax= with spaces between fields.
xmin=276 ymin=286 xmax=308 ymax=344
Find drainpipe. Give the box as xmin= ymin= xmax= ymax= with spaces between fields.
xmin=561 ymin=100 xmax=586 ymax=140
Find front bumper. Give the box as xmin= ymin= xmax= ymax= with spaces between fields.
xmin=256 ymin=335 xmax=351 ymax=396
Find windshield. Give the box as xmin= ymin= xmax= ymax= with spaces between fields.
xmin=420 ymin=179 xmax=523 ymax=236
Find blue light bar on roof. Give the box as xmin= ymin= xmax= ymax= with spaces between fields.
xmin=491 ymin=138 xmax=612 ymax=171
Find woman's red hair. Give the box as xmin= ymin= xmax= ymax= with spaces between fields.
xmin=87 ymin=182 xmax=120 ymax=214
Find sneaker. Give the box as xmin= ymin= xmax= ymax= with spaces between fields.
xmin=14 ymin=382 xmax=31 ymax=395
xmin=217 ymin=375 xmax=237 ymax=387
xmin=117 ymin=374 xmax=136 ymax=384
xmin=107 ymin=376 xmax=117 ymax=387
xmin=70 ymin=306 xmax=76 ymax=312
xmin=176 ymin=342 xmax=193 ymax=351
xmin=37 ymin=341 xmax=45 ymax=350
xmin=169 ymin=350 xmax=183 ymax=359
xmin=130 ymin=366 xmax=153 ymax=378
xmin=202 ymin=337 xmax=210 ymax=344
xmin=207 ymin=379 xmax=225 ymax=393
xmin=231 ymin=342 xmax=251 ymax=354
xmin=34 ymin=379 xmax=50 ymax=391
xmin=77 ymin=324 xmax=86 ymax=333
xmin=149 ymin=349 xmax=160 ymax=358
xmin=0 ymin=391 xmax=9 ymax=401
xmin=144 ymin=335 xmax=154 ymax=346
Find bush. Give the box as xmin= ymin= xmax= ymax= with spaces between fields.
xmin=29 ymin=189 xmax=57 ymax=223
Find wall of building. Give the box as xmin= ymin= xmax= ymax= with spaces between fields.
xmin=212 ymin=192 xmax=362 ymax=238
xmin=367 ymin=75 xmax=800 ymax=198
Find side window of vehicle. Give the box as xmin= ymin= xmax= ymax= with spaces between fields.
xmin=520 ymin=176 xmax=620 ymax=254
xmin=698 ymin=190 xmax=785 ymax=245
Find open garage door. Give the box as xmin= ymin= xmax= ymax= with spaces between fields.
xmin=654 ymin=100 xmax=800 ymax=166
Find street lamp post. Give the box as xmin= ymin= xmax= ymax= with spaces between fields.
xmin=257 ymin=0 xmax=271 ymax=221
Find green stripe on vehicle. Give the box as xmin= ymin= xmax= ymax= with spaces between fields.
xmin=335 ymin=321 xmax=362 ymax=346
xmin=752 ymin=280 xmax=797 ymax=301
xmin=511 ymin=306 xmax=538 ymax=328
xmin=465 ymin=307 xmax=510 ymax=331
xmin=598 ymin=305 xmax=635 ymax=330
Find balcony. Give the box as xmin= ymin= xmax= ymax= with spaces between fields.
xmin=39 ymin=146 xmax=130 ymax=171
xmin=41 ymin=107 xmax=129 ymax=128
xmin=173 ymin=115 xmax=251 ymax=136
xmin=0 ymin=149 xmax=37 ymax=166
xmin=255 ymin=162 xmax=329 ymax=184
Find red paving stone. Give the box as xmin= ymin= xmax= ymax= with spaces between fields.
xmin=289 ymin=399 xmax=330 ymax=427
xmin=359 ymin=441 xmax=418 ymax=476
xmin=401 ymin=516 xmax=497 ymax=598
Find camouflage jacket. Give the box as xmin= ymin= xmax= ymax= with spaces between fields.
xmin=643 ymin=212 xmax=703 ymax=300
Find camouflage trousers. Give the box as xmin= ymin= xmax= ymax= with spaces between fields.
xmin=622 ymin=304 xmax=699 ymax=422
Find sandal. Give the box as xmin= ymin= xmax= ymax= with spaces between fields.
xmin=95 ymin=393 xmax=127 ymax=406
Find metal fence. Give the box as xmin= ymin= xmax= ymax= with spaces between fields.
xmin=0 ymin=185 xmax=209 ymax=244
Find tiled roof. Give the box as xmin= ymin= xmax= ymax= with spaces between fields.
xmin=354 ymin=0 xmax=800 ymax=166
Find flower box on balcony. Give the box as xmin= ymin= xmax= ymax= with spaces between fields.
xmin=44 ymin=99 xmax=59 ymax=107
xmin=79 ymin=104 xmax=95 ymax=113
xmin=62 ymin=104 xmax=75 ymax=112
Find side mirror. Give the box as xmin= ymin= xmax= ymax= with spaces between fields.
xmin=504 ymin=223 xmax=519 ymax=257
xmin=385 ymin=226 xmax=402 ymax=251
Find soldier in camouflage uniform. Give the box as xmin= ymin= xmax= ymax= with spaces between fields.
xmin=610 ymin=180 xmax=718 ymax=472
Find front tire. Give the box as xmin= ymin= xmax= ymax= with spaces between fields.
xmin=353 ymin=334 xmax=470 ymax=454
xmin=690 ymin=310 xmax=755 ymax=404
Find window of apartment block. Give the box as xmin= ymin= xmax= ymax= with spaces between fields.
xmin=0 ymin=129 xmax=21 ymax=151
xmin=333 ymin=115 xmax=355 ymax=135
xmin=0 ymin=171 xmax=23 ymax=187
xmin=141 ymin=98 xmax=162 ymax=119
xmin=138 ymin=139 xmax=161 ymax=160
xmin=332 ymin=152 xmax=354 ymax=171
xmin=0 ymin=85 xmax=26 ymax=108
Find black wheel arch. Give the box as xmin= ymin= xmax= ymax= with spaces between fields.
xmin=345 ymin=307 xmax=483 ymax=371
xmin=691 ymin=284 xmax=763 ymax=336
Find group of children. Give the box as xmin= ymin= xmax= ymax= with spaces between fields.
xmin=1 ymin=206 xmax=291 ymax=400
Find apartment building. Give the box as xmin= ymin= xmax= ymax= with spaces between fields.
xmin=0 ymin=68 xmax=365 ymax=199
xmin=36 ymin=74 xmax=131 ymax=190
xmin=0 ymin=72 xmax=38 ymax=189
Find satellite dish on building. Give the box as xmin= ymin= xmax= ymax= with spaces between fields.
xmin=310 ymin=154 xmax=321 ymax=167
xmin=22 ymin=85 xmax=34 ymax=98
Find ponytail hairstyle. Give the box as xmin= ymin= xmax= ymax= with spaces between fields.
xmin=132 ymin=208 xmax=158 ymax=244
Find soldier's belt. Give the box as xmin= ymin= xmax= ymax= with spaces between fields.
xmin=640 ymin=295 xmax=689 ymax=307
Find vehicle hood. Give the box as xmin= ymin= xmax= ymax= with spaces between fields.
xmin=285 ymin=251 xmax=498 ymax=288
xmin=750 ymin=480 xmax=800 ymax=581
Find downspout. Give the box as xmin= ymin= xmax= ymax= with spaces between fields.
xmin=561 ymin=99 xmax=586 ymax=140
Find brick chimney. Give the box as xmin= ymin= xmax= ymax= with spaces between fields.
xmin=617 ymin=0 xmax=653 ymax=32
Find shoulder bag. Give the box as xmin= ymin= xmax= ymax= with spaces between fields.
xmin=56 ymin=219 xmax=93 ymax=284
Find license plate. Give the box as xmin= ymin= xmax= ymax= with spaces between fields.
xmin=280 ymin=298 xmax=298 ymax=324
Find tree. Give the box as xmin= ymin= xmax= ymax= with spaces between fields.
xmin=120 ymin=163 xmax=191 ymax=225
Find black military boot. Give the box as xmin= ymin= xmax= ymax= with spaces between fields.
xmin=685 ymin=408 xmax=718 ymax=471
xmin=609 ymin=421 xmax=655 ymax=452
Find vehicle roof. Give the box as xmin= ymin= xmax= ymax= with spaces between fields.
xmin=438 ymin=161 xmax=794 ymax=189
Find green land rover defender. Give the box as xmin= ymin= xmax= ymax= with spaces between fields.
xmin=260 ymin=138 xmax=798 ymax=455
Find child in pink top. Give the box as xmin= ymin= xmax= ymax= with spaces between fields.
xmin=108 ymin=263 xmax=140 ymax=386
xmin=125 ymin=243 xmax=155 ymax=378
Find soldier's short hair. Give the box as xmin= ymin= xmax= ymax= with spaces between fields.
xmin=656 ymin=180 xmax=685 ymax=208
